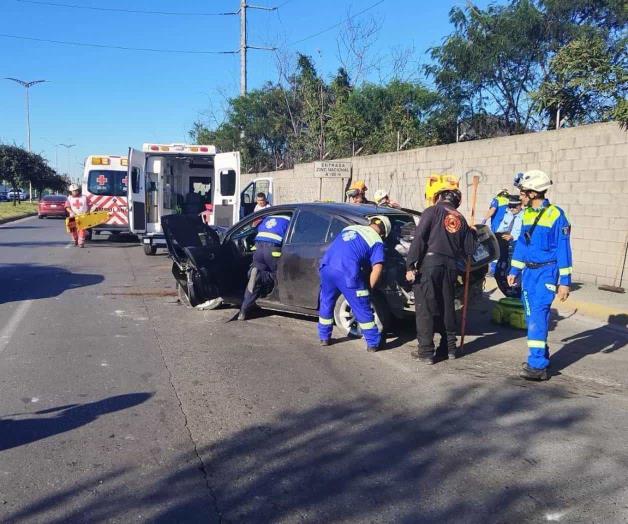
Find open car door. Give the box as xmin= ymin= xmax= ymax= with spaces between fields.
xmin=213 ymin=151 xmax=241 ymax=227
xmin=239 ymin=177 xmax=273 ymax=218
xmin=127 ymin=148 xmax=146 ymax=234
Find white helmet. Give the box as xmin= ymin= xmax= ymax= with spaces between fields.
xmin=69 ymin=183 xmax=79 ymax=192
xmin=370 ymin=215 xmax=392 ymax=238
xmin=520 ymin=170 xmax=552 ymax=192
xmin=374 ymin=189 xmax=389 ymax=204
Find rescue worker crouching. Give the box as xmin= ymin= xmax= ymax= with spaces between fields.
xmin=318 ymin=215 xmax=391 ymax=352
xmin=507 ymin=170 xmax=572 ymax=381
xmin=406 ymin=180 xmax=477 ymax=364
xmin=65 ymin=183 xmax=90 ymax=248
xmin=238 ymin=213 xmax=291 ymax=320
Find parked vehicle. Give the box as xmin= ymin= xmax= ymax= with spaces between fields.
xmin=127 ymin=143 xmax=271 ymax=255
xmin=0 ymin=191 xmax=7 ymax=202
xmin=82 ymin=155 xmax=130 ymax=236
xmin=162 ymin=203 xmax=499 ymax=335
xmin=7 ymin=189 xmax=27 ymax=201
xmin=38 ymin=195 xmax=68 ymax=218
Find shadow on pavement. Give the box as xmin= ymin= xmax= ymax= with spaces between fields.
xmin=0 ymin=241 xmax=70 ymax=247
xmin=0 ymin=393 xmax=152 ymax=452
xmin=4 ymin=386 xmax=626 ymax=523
xmin=551 ymin=315 xmax=628 ymax=374
xmin=0 ymin=263 xmax=104 ymax=304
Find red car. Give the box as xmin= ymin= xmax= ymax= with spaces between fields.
xmin=38 ymin=195 xmax=68 ymax=218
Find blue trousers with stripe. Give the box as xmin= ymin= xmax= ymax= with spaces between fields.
xmin=521 ymin=264 xmax=558 ymax=370
xmin=317 ymin=266 xmax=381 ymax=348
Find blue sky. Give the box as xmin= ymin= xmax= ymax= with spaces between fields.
xmin=1 ymin=0 xmax=494 ymax=180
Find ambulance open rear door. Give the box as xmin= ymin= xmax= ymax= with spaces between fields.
xmin=213 ymin=151 xmax=241 ymax=227
xmin=127 ymin=148 xmax=146 ymax=234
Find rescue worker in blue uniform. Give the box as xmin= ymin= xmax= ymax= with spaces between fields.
xmin=238 ymin=213 xmax=291 ymax=320
xmin=318 ymin=215 xmax=392 ymax=352
xmin=507 ymin=170 xmax=572 ymax=381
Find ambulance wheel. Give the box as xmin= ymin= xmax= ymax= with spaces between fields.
xmin=333 ymin=293 xmax=390 ymax=338
xmin=144 ymin=244 xmax=157 ymax=256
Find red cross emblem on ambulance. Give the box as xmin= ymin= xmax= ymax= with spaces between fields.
xmin=96 ymin=174 xmax=108 ymax=186
xmin=121 ymin=176 xmax=128 ymax=186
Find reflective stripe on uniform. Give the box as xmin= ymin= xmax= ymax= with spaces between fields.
xmin=527 ymin=340 xmax=546 ymax=349
xmin=256 ymin=231 xmax=283 ymax=242
xmin=559 ymin=267 xmax=572 ymax=276
xmin=522 ymin=205 xmax=561 ymax=227
xmin=319 ymin=317 xmax=334 ymax=325
xmin=272 ymin=251 xmax=282 ymax=257
xmin=359 ymin=321 xmax=376 ymax=330
xmin=343 ymin=225 xmax=382 ymax=247
xmin=511 ymin=259 xmax=525 ymax=269
xmin=356 ymin=289 xmax=369 ymax=297
xmin=545 ymin=283 xmax=557 ymax=292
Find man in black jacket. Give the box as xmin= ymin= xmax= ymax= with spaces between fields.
xmin=406 ymin=186 xmax=477 ymax=364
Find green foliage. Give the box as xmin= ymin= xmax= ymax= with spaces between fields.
xmin=0 ymin=145 xmax=66 ymax=202
xmin=427 ymin=0 xmax=627 ymax=133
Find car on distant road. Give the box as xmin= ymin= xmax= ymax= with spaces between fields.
xmin=162 ymin=203 xmax=499 ymax=335
xmin=0 ymin=191 xmax=7 ymax=202
xmin=38 ymin=195 xmax=68 ymax=218
xmin=7 ymin=189 xmax=27 ymax=201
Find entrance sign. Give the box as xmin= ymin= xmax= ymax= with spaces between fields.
xmin=314 ymin=161 xmax=351 ymax=178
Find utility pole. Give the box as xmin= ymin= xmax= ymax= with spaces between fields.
xmin=5 ymin=77 xmax=47 ymax=202
xmin=239 ymin=2 xmax=277 ymax=96
xmin=240 ymin=0 xmax=247 ymax=96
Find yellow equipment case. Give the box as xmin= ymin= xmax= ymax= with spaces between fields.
xmin=65 ymin=210 xmax=110 ymax=232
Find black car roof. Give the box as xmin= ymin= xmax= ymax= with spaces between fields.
xmin=262 ymin=202 xmax=416 ymax=218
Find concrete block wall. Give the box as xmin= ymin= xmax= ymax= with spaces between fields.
xmin=243 ymin=122 xmax=628 ymax=287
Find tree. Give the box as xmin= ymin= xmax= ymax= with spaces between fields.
xmin=0 ymin=145 xmax=64 ymax=204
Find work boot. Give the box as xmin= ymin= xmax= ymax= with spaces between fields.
xmin=237 ymin=311 xmax=247 ymax=321
xmin=519 ymin=363 xmax=549 ymax=381
xmin=320 ymin=339 xmax=330 ymax=347
xmin=411 ymin=349 xmax=434 ymax=364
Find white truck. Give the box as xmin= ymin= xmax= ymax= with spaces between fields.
xmin=127 ymin=143 xmax=272 ymax=255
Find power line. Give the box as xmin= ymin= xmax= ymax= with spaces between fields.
xmin=286 ymin=0 xmax=384 ymax=46
xmin=16 ymin=0 xmax=238 ymax=16
xmin=0 ymin=33 xmax=238 ymax=54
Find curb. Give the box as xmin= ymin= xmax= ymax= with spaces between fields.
xmin=0 ymin=212 xmax=37 ymax=225
xmin=485 ymin=277 xmax=627 ymax=328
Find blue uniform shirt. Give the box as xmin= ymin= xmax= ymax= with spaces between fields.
xmin=255 ymin=214 xmax=291 ymax=246
xmin=509 ymin=202 xmax=573 ymax=286
xmin=496 ymin=209 xmax=523 ymax=240
xmin=490 ymin=195 xmax=509 ymax=232
xmin=320 ymin=225 xmax=385 ymax=288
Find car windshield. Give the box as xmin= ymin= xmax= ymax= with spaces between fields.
xmin=87 ymin=170 xmax=128 ymax=196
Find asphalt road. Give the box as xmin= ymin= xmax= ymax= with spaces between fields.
xmin=1 ymin=217 xmax=627 ymax=523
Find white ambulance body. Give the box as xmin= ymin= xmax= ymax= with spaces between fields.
xmin=127 ymin=143 xmax=272 ymax=255
xmin=82 ymin=155 xmax=130 ymax=234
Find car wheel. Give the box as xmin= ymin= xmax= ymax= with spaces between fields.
xmin=38 ymin=215 xmax=43 ymax=219
xmin=333 ymin=293 xmax=389 ymax=338
xmin=143 ymin=244 xmax=157 ymax=256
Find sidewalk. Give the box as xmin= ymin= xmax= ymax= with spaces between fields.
xmin=485 ymin=276 xmax=628 ymax=328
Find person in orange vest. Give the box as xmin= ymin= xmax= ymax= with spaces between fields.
xmin=65 ymin=183 xmax=91 ymax=248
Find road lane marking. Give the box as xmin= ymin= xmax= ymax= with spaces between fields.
xmin=0 ymin=299 xmax=33 ymax=353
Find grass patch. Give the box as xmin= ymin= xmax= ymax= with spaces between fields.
xmin=0 ymin=202 xmax=39 ymax=221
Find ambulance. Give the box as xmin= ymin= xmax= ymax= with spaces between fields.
xmin=82 ymin=155 xmax=130 ymax=236
xmin=127 ymin=143 xmax=272 ymax=255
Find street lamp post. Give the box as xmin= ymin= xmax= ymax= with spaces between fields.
xmin=58 ymin=144 xmax=76 ymax=182
xmin=5 ymin=78 xmax=47 ymax=202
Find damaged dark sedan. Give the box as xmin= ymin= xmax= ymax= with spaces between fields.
xmin=161 ymin=203 xmax=499 ymax=335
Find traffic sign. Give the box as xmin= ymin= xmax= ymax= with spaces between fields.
xmin=314 ymin=161 xmax=351 ymax=178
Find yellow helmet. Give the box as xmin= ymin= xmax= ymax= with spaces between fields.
xmin=349 ymin=180 xmax=367 ymax=192
xmin=425 ymin=174 xmax=459 ymax=206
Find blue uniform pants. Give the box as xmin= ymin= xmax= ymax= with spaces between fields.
xmin=317 ymin=266 xmax=381 ymax=348
xmin=521 ymin=264 xmax=558 ymax=370
xmin=240 ymin=241 xmax=280 ymax=315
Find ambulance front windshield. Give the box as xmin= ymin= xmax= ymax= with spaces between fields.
xmin=87 ymin=170 xmax=128 ymax=197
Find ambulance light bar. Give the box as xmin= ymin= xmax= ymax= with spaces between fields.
xmin=120 ymin=158 xmax=128 ymax=166
xmin=143 ymin=143 xmax=215 ymax=154
xmin=91 ymin=157 xmax=111 ymax=165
